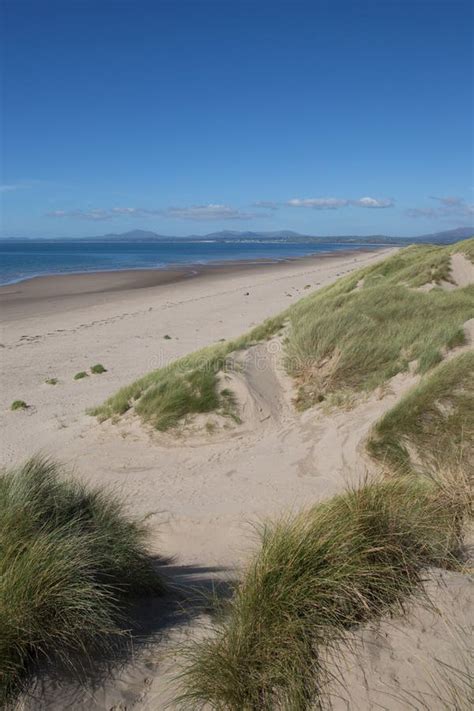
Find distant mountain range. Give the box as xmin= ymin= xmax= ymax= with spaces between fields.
xmin=407 ymin=226 xmax=473 ymax=244
xmin=81 ymin=226 xmax=474 ymax=244
xmin=2 ymin=226 xmax=472 ymax=244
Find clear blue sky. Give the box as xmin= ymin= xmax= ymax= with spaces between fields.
xmin=2 ymin=0 xmax=473 ymax=237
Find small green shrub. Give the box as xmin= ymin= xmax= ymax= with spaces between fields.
xmin=74 ymin=371 xmax=88 ymax=380
xmin=90 ymin=364 xmax=107 ymax=374
xmin=10 ymin=400 xmax=27 ymax=411
xmin=45 ymin=378 xmax=58 ymax=385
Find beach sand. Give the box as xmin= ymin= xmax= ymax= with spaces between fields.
xmin=1 ymin=247 xmax=472 ymax=709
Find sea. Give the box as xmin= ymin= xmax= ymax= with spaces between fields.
xmin=0 ymin=239 xmax=383 ymax=286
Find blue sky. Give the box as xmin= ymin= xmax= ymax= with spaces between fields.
xmin=2 ymin=0 xmax=473 ymax=238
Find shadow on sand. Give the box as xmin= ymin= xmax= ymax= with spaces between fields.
xmin=18 ymin=559 xmax=237 ymax=710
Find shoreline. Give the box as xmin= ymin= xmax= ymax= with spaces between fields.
xmin=0 ymin=243 xmax=401 ymax=291
xmin=2 ymin=242 xmax=473 ymax=711
xmin=0 ymin=246 xmax=380 ymax=316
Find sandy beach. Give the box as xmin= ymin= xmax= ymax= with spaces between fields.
xmin=0 ymin=247 xmax=390 ymax=499
xmin=3 ymin=1 xmax=472 ymax=706
xmin=2 ymin=245 xmax=472 ymax=710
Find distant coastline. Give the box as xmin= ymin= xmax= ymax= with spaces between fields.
xmin=0 ymin=246 xmax=396 ymax=323
xmin=0 ymin=226 xmax=471 ymax=286
xmin=0 ymin=238 xmax=388 ymax=286
xmin=1 ymin=225 xmax=472 ymax=244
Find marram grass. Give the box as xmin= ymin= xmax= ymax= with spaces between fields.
xmin=0 ymin=457 xmax=164 ymax=703
xmin=176 ymin=475 xmax=469 ymax=710
xmin=91 ymin=313 xmax=287 ymax=429
xmin=92 ymin=239 xmax=474 ymax=429
xmin=367 ymin=350 xmax=474 ymax=472
xmin=286 ymin=240 xmax=474 ymax=407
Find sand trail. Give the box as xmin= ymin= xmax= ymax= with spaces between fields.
xmin=450 ymin=252 xmax=474 ymax=287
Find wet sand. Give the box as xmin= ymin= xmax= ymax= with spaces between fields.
xmin=0 ymin=248 xmax=375 ymax=321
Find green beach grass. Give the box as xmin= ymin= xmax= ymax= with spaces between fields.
xmin=91 ymin=313 xmax=287 ymax=429
xmin=5 ymin=239 xmax=472 ymax=708
xmin=92 ymin=239 xmax=474 ymax=429
xmin=0 ymin=457 xmax=164 ymax=704
xmin=170 ymin=240 xmax=473 ymax=708
xmin=367 ymin=350 xmax=474 ymax=472
xmin=177 ymin=474 xmax=469 ymax=710
xmin=285 ymin=241 xmax=473 ymax=407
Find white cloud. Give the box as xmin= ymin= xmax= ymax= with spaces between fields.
xmin=47 ymin=203 xmax=265 ymax=222
xmin=161 ymin=204 xmax=261 ymax=220
xmin=47 ymin=209 xmax=119 ymax=221
xmin=47 ymin=207 xmax=165 ymax=221
xmin=286 ymin=196 xmax=393 ymax=209
xmin=110 ymin=207 xmax=141 ymax=215
xmin=352 ymin=197 xmax=394 ymax=208
xmin=287 ymin=197 xmax=349 ymax=209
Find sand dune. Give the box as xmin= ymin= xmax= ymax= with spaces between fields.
xmin=2 ymin=246 xmax=472 ymax=710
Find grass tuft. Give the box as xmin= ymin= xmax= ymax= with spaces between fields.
xmin=458 ymin=237 xmax=474 ymax=263
xmin=90 ymin=363 xmax=107 ymax=374
xmin=74 ymin=371 xmax=88 ymax=380
xmin=10 ymin=400 xmax=28 ymax=411
xmin=367 ymin=351 xmax=474 ymax=472
xmin=0 ymin=457 xmax=164 ymax=703
xmin=177 ymin=475 xmax=468 ymax=710
xmin=91 ymin=314 xmax=286 ymax=428
xmin=136 ymin=368 xmax=221 ymax=430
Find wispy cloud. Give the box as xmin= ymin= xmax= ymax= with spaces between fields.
xmin=431 ymin=196 xmax=465 ymax=207
xmin=161 ymin=204 xmax=262 ymax=220
xmin=1 ymin=179 xmax=47 ymax=193
xmin=287 ymin=197 xmax=349 ymax=209
xmin=0 ymin=183 xmax=27 ymax=193
xmin=47 ymin=204 xmax=265 ymax=222
xmin=46 ymin=208 xmax=146 ymax=221
xmin=252 ymin=200 xmax=279 ymax=211
xmin=46 ymin=195 xmax=396 ymax=222
xmin=406 ymin=196 xmax=474 ymax=220
xmin=405 ymin=207 xmax=438 ymax=219
xmin=286 ymin=196 xmax=394 ymax=209
xmin=352 ymin=197 xmax=393 ymax=208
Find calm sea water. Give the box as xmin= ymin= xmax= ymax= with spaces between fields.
xmin=0 ymin=240 xmax=377 ymax=285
